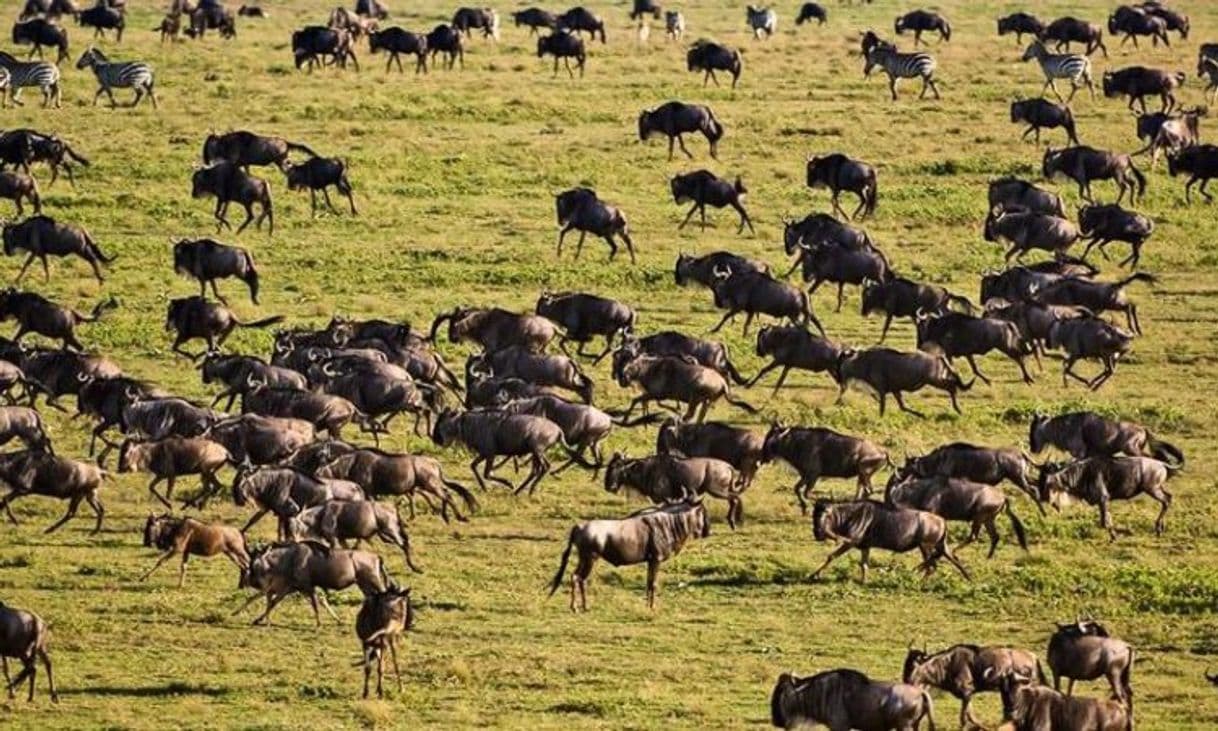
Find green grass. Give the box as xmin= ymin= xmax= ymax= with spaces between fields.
xmin=2 ymin=0 xmax=1218 ymax=728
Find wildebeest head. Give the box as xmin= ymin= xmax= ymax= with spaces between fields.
xmin=1041 ymin=148 xmax=1064 ymax=180
xmin=637 ymin=110 xmax=653 ymax=141
xmin=1101 ymin=71 xmax=1118 ymax=99
xmin=860 ymin=280 xmax=886 ymax=316
xmin=1035 ymin=460 xmax=1072 ymax=507
xmin=117 ymin=439 xmax=142 ymax=473
xmin=610 ymin=342 xmax=641 ymax=386
xmin=760 ymin=423 xmax=789 ymax=463
xmin=1 ymin=222 xmax=21 ymax=256
xmin=143 ymin=513 xmax=176 ymax=548
xmin=810 ymin=499 xmax=832 ymax=540
xmin=430 ymin=408 xmax=461 ymax=446
xmin=901 ymin=648 xmax=931 ymax=684
xmin=602 ymin=451 xmax=630 ymax=492
xmin=1028 ymin=413 xmax=1050 ymax=454
xmin=191 ymin=166 xmax=215 ymax=199
xmin=201 ymin=133 xmax=223 ymax=164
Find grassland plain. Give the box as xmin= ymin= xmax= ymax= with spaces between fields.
xmin=0 ymin=0 xmax=1217 ymax=728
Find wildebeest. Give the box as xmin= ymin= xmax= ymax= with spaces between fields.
xmin=886 ymin=475 xmax=1029 ymax=556
xmin=2 ymin=215 xmax=112 ymax=284
xmin=638 ymin=101 xmax=722 ymax=160
xmin=201 ymin=353 xmax=306 ymax=410
xmin=237 ymin=541 xmax=388 ymax=625
xmin=556 ymin=6 xmax=604 ymax=43
xmin=983 ymin=204 xmax=1084 ymax=262
xmin=915 ymin=310 xmax=1034 ymax=384
xmin=354 ymin=0 xmax=388 ymax=20
xmin=205 ymin=413 xmax=316 ymax=466
xmin=512 ymin=7 xmax=555 ymax=34
xmin=284 ymin=156 xmax=356 ymax=217
xmin=1077 ymin=204 xmax=1153 ymax=268
xmin=903 ymin=644 xmax=1044 ymax=729
xmin=997 ymin=12 xmax=1044 ymax=44
xmin=1029 ymin=411 xmax=1184 ymax=466
xmin=118 ymin=436 xmax=230 ymax=508
xmin=451 ymin=6 xmax=498 ymax=39
xmin=431 ymin=408 xmax=575 ymax=494
xmin=78 ymin=3 xmax=123 ymax=41
xmin=202 ymin=130 xmax=317 ymax=170
xmin=191 ymin=161 xmax=274 ymax=234
xmin=1045 ymin=317 xmax=1134 ymax=390
xmin=745 ymin=5 xmax=776 ymax=40
xmin=290 ymin=500 xmax=421 ymax=572
xmin=356 ymin=585 xmax=413 ymax=699
xmin=1039 ymin=456 xmax=1176 ymax=538
xmin=603 ymin=452 xmax=745 ymax=527
xmin=165 ymin=296 xmax=284 ymax=358
xmin=998 ymin=677 xmax=1130 ymax=731
xmin=141 ymin=514 xmax=249 ymax=586
xmin=1034 ymin=272 xmax=1153 ymax=334
xmin=782 ymin=212 xmax=874 ymax=254
xmin=750 ymin=325 xmax=842 ymax=392
xmin=612 ymin=347 xmax=757 ymax=422
xmin=834 ymin=347 xmax=973 ymax=416
xmin=1039 ymin=16 xmax=1107 ymax=57
xmin=769 ymin=669 xmax=935 ymax=731
xmin=0 ymin=405 xmax=51 ymax=452
xmin=761 ymin=424 xmax=889 ymax=511
xmin=621 ymin=329 xmax=749 ymax=385
xmin=1010 ymin=98 xmax=1079 ymax=145
xmin=537 ymin=30 xmax=584 ymax=77
xmin=673 ymin=250 xmax=769 ymax=290
xmin=0 ymin=170 xmax=42 ymax=217
xmin=1043 ymin=146 xmax=1146 ymax=204
xmin=861 ymin=276 xmax=974 ymax=342
xmin=0 ymin=129 xmax=89 ymax=187
xmin=989 ymin=177 xmax=1065 ymax=217
xmin=0 ymin=289 xmax=115 ymax=351
xmin=793 ymin=241 xmax=891 ymax=311
xmin=806 ymin=153 xmax=877 ymax=220
xmin=368 ymin=27 xmax=427 ymax=73
xmin=242 ymin=382 xmax=369 ymax=440
xmin=119 ymin=396 xmax=216 ymax=444
xmin=429 ymin=305 xmax=556 ymax=353
xmin=670 ymin=169 xmax=753 ymax=234
xmin=232 ymin=465 xmax=366 ymax=536
xmin=21 ymin=0 xmax=78 ymax=20
xmin=895 ymin=9 xmax=950 ymax=45
xmin=986 ymin=299 xmax=1092 ymax=363
xmin=0 ymin=450 xmax=107 ymax=533
xmin=547 ymin=500 xmax=709 ymax=610
xmin=11 ymin=18 xmax=70 ymax=64
xmin=629 ymin=0 xmax=660 ymax=21
xmin=656 ymin=419 xmax=763 ymax=486
xmin=811 ymin=499 xmax=969 ymax=581
xmin=292 ymin=25 xmax=357 ymax=70
xmin=468 ymin=345 xmax=592 ymax=403
xmin=535 ymin=291 xmax=634 ymax=361
xmin=708 ymin=266 xmax=823 ymax=336
xmin=1134 ymin=106 xmax=1203 ymax=169
xmin=1102 ymin=66 xmax=1184 ymax=113
xmin=1167 ymin=143 xmax=1218 ymax=204
xmin=794 ymin=3 xmax=825 ymax=26
xmin=554 ymin=187 xmax=635 ymax=263
xmin=172 ymin=238 xmax=259 ymax=304
xmin=0 ymin=602 xmax=56 ymax=703
xmin=686 ymin=40 xmax=742 ymax=88
xmin=1139 ymin=2 xmax=1188 ymax=40
xmin=901 ymin=442 xmax=1042 ymax=506
xmin=499 ymin=395 xmax=611 ymax=471
xmin=1045 ymin=620 xmax=1134 ymax=705
xmin=1108 ymin=5 xmax=1169 ymax=48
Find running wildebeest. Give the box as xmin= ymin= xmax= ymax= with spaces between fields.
xmin=0 ymin=602 xmax=57 ymax=703
xmin=989 ymin=177 xmax=1066 ymax=217
xmin=674 ymin=251 xmax=769 ymax=290
xmin=782 ymin=213 xmax=874 ymax=253
xmin=535 ymin=291 xmax=635 ymax=361
xmin=368 ymin=27 xmax=427 ymax=73
xmin=172 ymin=238 xmax=259 ymax=304
xmin=984 ymin=207 xmax=1080 ymax=261
xmin=512 ymin=7 xmax=555 ymax=34
xmin=810 ymin=499 xmax=970 ymax=582
xmin=0 ymin=289 xmax=116 ymax=351
xmin=500 ymin=395 xmax=611 ymax=472
xmin=118 ymin=436 xmax=231 ymax=508
xmin=1034 ymin=272 xmax=1153 ymax=334
xmin=834 ymin=347 xmax=974 ymax=417
xmin=201 ymin=353 xmax=306 ymax=410
xmin=289 ymin=500 xmax=422 ymax=572
xmin=356 ymin=585 xmax=413 ymax=699
xmin=165 ymin=296 xmax=284 ymax=358
xmin=1039 ymin=456 xmax=1176 ymax=538
xmin=914 ymin=310 xmax=1035 ymax=384
xmin=547 ymin=500 xmax=709 ymax=610
xmin=792 ymin=241 xmax=891 ymax=311
xmin=242 ymin=382 xmax=370 ymax=440
xmin=1040 ymin=16 xmax=1107 ymax=57
xmin=1045 ymin=619 xmax=1134 ymax=706
xmin=794 ymin=3 xmax=825 ymax=26
xmin=284 ymin=156 xmax=356 ymax=217
xmin=750 ymin=325 xmax=843 ymax=393
xmin=806 ymin=153 xmax=877 ymax=220
xmin=233 ymin=465 xmax=367 ymax=536
xmin=537 ymin=30 xmax=584 ymax=77
xmin=555 ymin=6 xmax=603 ymax=42
xmin=900 ymin=442 xmax=1042 ymax=506
xmin=861 ymin=276 xmax=974 ymax=342
xmin=0 ymin=449 xmax=107 ymax=533
xmin=885 ymin=475 xmax=1029 ymax=557
xmin=1167 ymin=143 xmax=1218 ymax=204
xmin=708 ymin=266 xmax=824 ymax=336
xmin=1134 ymin=106 xmax=1203 ymax=169
xmin=191 ymin=161 xmax=274 ymax=234
xmin=1042 ymin=146 xmax=1146 ymax=204
xmin=141 ymin=513 xmax=249 ymax=586
xmin=611 ymin=346 xmax=758 ymax=423
xmin=670 ymin=169 xmax=753 ymax=234
xmin=638 ymin=101 xmax=723 ymax=160
xmin=431 ymin=408 xmax=577 ymax=494
xmin=553 ymin=187 xmax=636 ymax=263
xmin=1108 ymin=5 xmax=1169 ymax=48
xmin=0 ymin=171 xmax=41 ymax=217
xmin=292 ymin=25 xmax=358 ymax=70
xmin=1045 ymin=317 xmax=1133 ymax=390
xmin=429 ymin=305 xmax=556 ymax=353
xmin=656 ymin=419 xmax=764 ymax=486
xmin=686 ymin=40 xmax=742 ymax=88
xmin=1139 ymin=2 xmax=1188 ymax=40
xmin=205 ymin=413 xmax=316 ymax=466
xmin=895 ymin=9 xmax=951 ymax=45
xmin=0 ymin=129 xmax=89 ymax=187
xmin=1029 ymin=411 xmax=1184 ymax=466
xmin=769 ymin=669 xmax=935 ymax=731
xmin=1077 ymin=204 xmax=1153 ymax=268
xmin=1102 ymin=66 xmax=1185 ymax=113
xmin=237 ymin=541 xmax=388 ymax=625
xmin=997 ymin=12 xmax=1044 ymax=44
xmin=202 ymin=130 xmax=317 ymax=170
xmin=2 ymin=215 xmax=113 ymax=284
xmin=603 ymin=452 xmax=745 ymax=527
xmin=467 ymin=345 xmax=593 ymax=403
xmin=1010 ymin=98 xmax=1080 ymax=145
xmin=761 ymin=424 xmax=889 ymax=510
xmin=0 ymin=405 xmax=51 ymax=452
xmin=621 ymin=329 xmax=749 ymax=385
xmin=903 ymin=644 xmax=1044 ymax=729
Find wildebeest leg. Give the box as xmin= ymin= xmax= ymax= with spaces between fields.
xmin=573 ymin=231 xmax=587 ymax=259
xmin=1 ymin=656 xmax=10 ymax=698
xmin=235 ymin=202 xmax=257 ymax=234
xmin=1088 ymin=359 xmax=1116 ymax=391
xmin=964 ymin=355 xmax=991 ymax=385
xmin=666 ymin=135 xmax=676 ymax=160
xmin=573 ymin=553 xmax=595 ymax=612
xmin=321 ymin=188 xmax=339 ymax=214
xmin=858 ymin=547 xmax=870 ymax=583
xmin=745 ymin=361 xmax=779 ymax=388
xmin=810 ymin=543 xmax=852 ymax=580
xmin=892 ymin=392 xmax=925 ymax=419
xmin=1150 ymin=486 xmax=1172 ymax=535
xmin=644 ymin=558 xmax=661 ymax=609
xmin=983 ymin=519 xmax=1001 ymax=558
xmin=705 ymin=69 xmax=718 ymax=87
xmin=389 ymin=637 xmax=403 ymax=692
xmin=44 ymin=495 xmax=81 ymax=533
xmin=829 ymin=191 xmax=847 ymax=220
xmin=709 ymin=308 xmax=735 ymax=333
xmin=481 ymin=457 xmax=514 ymax=490
xmin=601 ymin=234 xmax=619 ymax=261
xmin=677 ymin=202 xmax=699 ymax=230
xmin=740 ymin=311 xmax=755 ymax=336
xmin=675 ymin=135 xmax=693 ymax=159
xmin=1066 ymin=678 xmax=1075 ymax=696
xmin=1062 ymin=357 xmax=1088 ymax=387
xmin=878 ymin=314 xmax=894 ymax=343
xmin=0 ymin=492 xmax=15 ymax=525
xmin=771 ymin=366 xmax=792 ymax=395
xmin=834 ymin=283 xmax=846 ymax=312
xmin=1098 ymin=490 xmax=1118 ymax=541
xmin=1125 ymin=304 xmax=1139 ymax=334
xmin=146 ymin=476 xmax=172 ymax=508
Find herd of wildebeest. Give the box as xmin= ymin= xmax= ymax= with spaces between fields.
xmin=0 ymin=0 xmax=1213 ymax=727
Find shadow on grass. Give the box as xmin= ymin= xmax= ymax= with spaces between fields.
xmin=66 ymin=682 xmax=230 ymax=698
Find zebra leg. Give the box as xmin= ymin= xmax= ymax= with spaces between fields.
xmin=147 ymin=83 xmax=159 ymax=109
xmin=92 ymin=86 xmax=106 ymax=106
xmin=926 ymin=77 xmax=940 ymax=100
xmin=888 ymin=75 xmax=898 ymax=101
xmin=105 ymin=87 xmax=118 ymax=108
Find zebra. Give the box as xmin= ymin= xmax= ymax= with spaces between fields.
xmin=665 ymin=11 xmax=685 ymax=41
xmin=0 ymin=68 xmax=9 ymax=108
xmin=1021 ymin=40 xmax=1094 ymax=103
xmin=746 ymin=6 xmax=776 ymax=40
xmin=0 ymin=51 xmax=59 ymax=108
xmin=863 ymin=45 xmax=939 ymax=100
xmin=75 ymin=47 xmax=158 ymax=109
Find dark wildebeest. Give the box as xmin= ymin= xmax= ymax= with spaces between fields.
xmin=794 ymin=3 xmax=825 ymax=26
xmin=638 ymin=101 xmax=723 ymax=160
xmin=547 ymin=500 xmax=709 ymax=610
xmin=0 ymin=129 xmax=89 ymax=187
xmin=292 ymin=25 xmax=358 ymax=70
xmin=1167 ymin=143 xmax=1218 ymax=204
xmin=0 ymin=289 xmax=115 ymax=351
xmin=686 ymin=40 xmax=742 ymax=89
xmin=118 ymin=437 xmax=231 ymax=508
xmin=237 ymin=541 xmax=388 ymax=625
xmin=1045 ymin=620 xmax=1135 ymax=706
xmin=979 ymin=266 xmax=1068 ymax=305
xmin=998 ymin=676 xmax=1130 ymax=731
xmin=11 ymin=19 xmax=70 ymax=64
xmin=895 ymin=9 xmax=950 ymax=45
xmin=21 ymin=0 xmax=79 ymax=20
xmin=1077 ymin=204 xmax=1153 ymax=268
xmin=670 ymin=169 xmax=753 ymax=234
xmin=806 ymin=153 xmax=877 ymax=220
xmin=78 ymin=3 xmax=124 ymax=41
xmin=0 ymin=405 xmax=51 ymax=452
xmin=500 ymin=395 xmax=612 ymax=472
xmin=612 ymin=347 xmax=758 ymax=423
xmin=284 ymin=156 xmax=356 ymax=217
xmin=2 ymin=215 xmax=112 ymax=284
xmin=885 ymin=475 xmax=1029 ymax=557
xmin=368 ymin=27 xmax=427 ymax=73
xmin=674 ymin=250 xmax=769 ymax=290
xmin=750 ymin=325 xmax=842 ymax=393
xmin=141 ymin=514 xmax=249 ymax=586
xmin=172 ymin=238 xmax=259 ymax=304
xmin=1010 ymin=98 xmax=1080 ymax=145
xmin=656 ymin=419 xmax=763 ymax=486
xmin=451 ymin=7 xmax=498 ymax=39
xmin=205 ymin=413 xmax=316 ymax=466
xmin=201 ymin=353 xmax=307 ymax=410
xmin=629 ymin=0 xmax=659 ymax=21
xmin=1108 ymin=5 xmax=1169 ymax=48
xmin=553 ymin=187 xmax=635 ymax=263
xmin=535 ymin=291 xmax=635 ymax=362
xmin=556 ymin=6 xmax=604 ymax=43
xmin=429 ymin=305 xmax=556 ymax=353
xmin=431 ymin=408 xmax=576 ymax=494
xmin=1102 ymin=66 xmax=1185 ymax=113
xmin=1029 ymin=411 xmax=1183 ymax=466
xmin=289 ymin=500 xmax=422 ymax=572
xmin=810 ymin=499 xmax=970 ymax=582
xmin=997 ymin=12 xmax=1044 ymax=44
xmin=914 ymin=310 xmax=1035 ymax=384
xmin=834 ymin=347 xmax=974 ymax=417
xmin=356 ymin=585 xmax=414 ymax=699
xmin=903 ymin=645 xmax=1044 ymax=729
xmin=987 ymin=299 xmax=1093 ymax=364
xmin=989 ymin=177 xmax=1066 ymax=217
xmin=1040 ymin=16 xmax=1108 ymax=57
xmin=621 ymin=329 xmax=749 ymax=385
xmin=0 ymin=450 xmax=107 ymax=533
xmin=983 ymin=207 xmax=1081 ymax=262
xmin=191 ymin=161 xmax=274 ymax=234
xmin=20 ymin=349 xmax=120 ymax=406
xmin=1043 ymin=146 xmax=1146 ymax=204
xmin=769 ymin=670 xmax=935 ymax=731
xmin=537 ymin=30 xmax=584 ymax=78
xmin=202 ymin=130 xmax=317 ymax=171
xmin=901 ymin=442 xmax=1042 ymax=507
xmin=1034 ymin=272 xmax=1154 ymax=334
xmin=603 ymin=452 xmax=745 ymax=527
xmin=861 ymin=277 xmax=974 ymax=342
xmin=708 ymin=266 xmax=823 ymax=336
xmin=512 ymin=7 xmax=555 ymax=34
xmin=782 ymin=213 xmax=874 ymax=254
xmin=1045 ymin=317 xmax=1134 ymax=390
xmin=355 ymin=0 xmax=388 ymax=20
xmin=232 ymin=465 xmax=366 ymax=537
xmin=1139 ymin=2 xmax=1188 ymax=40
xmin=425 ymin=23 xmax=463 ymax=69
xmin=242 ymin=383 xmax=368 ymax=440
xmin=0 ymin=602 xmax=57 ymax=703
xmin=761 ymin=424 xmax=889 ymax=511
xmin=792 ymin=241 xmax=891 ymax=311
xmin=1039 ymin=456 xmax=1176 ymax=538
xmin=165 ymin=296 xmax=284 ymax=358
xmin=1134 ymin=106 xmax=1204 ymax=169
xmin=468 ymin=345 xmax=592 ymax=403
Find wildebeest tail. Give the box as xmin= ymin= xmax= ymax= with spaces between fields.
xmin=442 ymin=475 xmax=480 ymax=513
xmin=1128 ymin=162 xmax=1146 ymax=200
xmin=1147 ymin=436 xmax=1184 ymax=468
xmin=863 ymin=168 xmax=878 ymax=217
xmin=702 ymin=107 xmax=724 ymax=143
xmin=235 ymin=314 xmax=286 ymax=329
xmin=241 ymin=250 xmax=260 ymax=304
xmin=85 ymin=232 xmax=115 ymax=264
xmin=720 ymin=343 xmax=749 ymax=385
xmin=547 ymin=526 xmax=577 ymax=596
xmin=1116 ymin=272 xmax=1155 ymax=289
xmin=559 ymin=434 xmax=597 ymax=469
xmin=1062 ymin=106 xmax=1079 ymax=144
xmin=285 ymin=141 xmax=319 ymax=158
xmin=1005 ymin=499 xmax=1029 ymax=550
xmin=63 ymin=143 xmax=90 ymax=167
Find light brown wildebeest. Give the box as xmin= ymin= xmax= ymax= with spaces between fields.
xmin=141 ymin=514 xmax=250 ymax=587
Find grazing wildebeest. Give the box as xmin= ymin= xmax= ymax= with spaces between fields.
xmin=1021 ymin=40 xmax=1094 ymax=103
xmin=431 ymin=408 xmax=575 ymax=494
xmin=141 ymin=514 xmax=249 ymax=586
xmin=795 ymin=3 xmax=825 ymax=26
xmin=1045 ymin=317 xmax=1133 ymax=390
xmin=750 ymin=325 xmax=842 ymax=393
xmin=1029 ymin=411 xmax=1183 ymax=466
xmin=989 ymin=177 xmax=1065 ymax=217
xmin=451 ymin=7 xmax=498 ymax=40
xmin=238 ymin=541 xmax=388 ymax=625
xmin=901 ymin=442 xmax=1042 ymax=506
xmin=537 ymin=30 xmax=584 ymax=77
xmin=792 ymin=241 xmax=891 ymax=311
xmin=290 ymin=500 xmax=421 ymax=572
xmin=11 ymin=19 xmax=70 ymax=64
xmin=810 ymin=499 xmax=970 ymax=582
xmin=165 ymin=296 xmax=284 ymax=358
xmin=1039 ymin=456 xmax=1176 ymax=538
xmin=1034 ymin=272 xmax=1153 ymax=334
xmin=202 ymin=130 xmax=317 ymax=170
xmin=78 ymin=3 xmax=124 ymax=41
xmin=745 ymin=5 xmax=776 ymax=40
xmin=806 ymin=153 xmax=877 ymax=220
xmin=997 ymin=12 xmax=1044 ymax=44
xmin=1102 ymin=66 xmax=1184 ymax=113
xmin=834 ymin=348 xmax=973 ymax=417
xmin=983 ymin=206 xmax=1082 ymax=262
xmin=904 ymin=645 xmax=1044 ymax=729
xmin=708 ymin=266 xmax=823 ymax=336
xmin=603 ymin=452 xmax=745 ymax=527
xmin=895 ymin=9 xmax=950 ymax=45
xmin=656 ymin=419 xmax=763 ymax=486
xmin=998 ymin=676 xmax=1130 ymax=731
xmin=1043 ymin=146 xmax=1145 ymax=204
xmin=0 ymin=289 xmax=115 ymax=351
xmin=2 ymin=215 xmax=112 ymax=284
xmin=1139 ymin=2 xmax=1188 ymax=40
xmin=547 ymin=500 xmax=709 ymax=610
xmin=1045 ymin=620 xmax=1134 ymax=705
xmin=638 ymin=101 xmax=722 ymax=160
xmin=512 ymin=7 xmax=555 ymax=34
xmin=686 ymin=40 xmax=742 ymax=88
xmin=674 ymin=251 xmax=769 ymax=290
xmin=0 ymin=602 xmax=56 ymax=703
xmin=885 ymin=475 xmax=1029 ymax=557
xmin=555 ymin=6 xmax=603 ymax=42
xmin=861 ymin=277 xmax=974 ymax=342
xmin=0 ymin=450 xmax=107 ymax=533
xmin=761 ymin=424 xmax=889 ymax=510
xmin=670 ymin=169 xmax=753 ymax=234
xmin=1167 ymin=144 xmax=1218 ymax=204
xmin=356 ymin=585 xmax=413 ymax=699
xmin=553 ymin=187 xmax=636 ymax=263
xmin=1010 ymin=98 xmax=1079 ymax=145
xmin=622 ymin=329 xmax=749 ymax=385
xmin=191 ymin=161 xmax=274 ymax=234
xmin=284 ymin=156 xmax=356 ymax=217
xmin=914 ymin=310 xmax=1034 ymax=384
xmin=535 ymin=291 xmax=635 ymax=362
xmin=430 ymin=305 xmax=556 ymax=353
xmin=173 ymin=238 xmax=259 ymax=304
xmin=612 ymin=347 xmax=757 ymax=423
xmin=118 ymin=436 xmax=231 ymax=508
xmin=368 ymin=27 xmax=427 ymax=73
xmin=1077 ymin=204 xmax=1153 ymax=268
xmin=1108 ymin=5 xmax=1169 ymax=48
xmin=769 ymin=669 xmax=935 ymax=731
xmin=1040 ymin=16 xmax=1107 ymax=56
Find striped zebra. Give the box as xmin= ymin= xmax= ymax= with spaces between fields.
xmin=1021 ymin=40 xmax=1094 ymax=103
xmin=76 ymin=47 xmax=158 ymax=109
xmin=0 ymin=50 xmax=59 ymax=108
xmin=863 ymin=45 xmax=939 ymax=100
xmin=746 ymin=6 xmax=776 ymax=40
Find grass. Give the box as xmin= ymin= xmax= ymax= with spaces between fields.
xmin=2 ymin=0 xmax=1218 ymax=728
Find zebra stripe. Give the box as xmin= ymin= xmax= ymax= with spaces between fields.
xmin=0 ymin=51 xmax=60 ymax=106
xmin=1022 ymin=41 xmax=1092 ymax=101
xmin=866 ymin=48 xmax=936 ymax=80
xmin=83 ymin=59 xmax=155 ymax=91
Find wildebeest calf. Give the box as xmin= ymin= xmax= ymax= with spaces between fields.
xmin=811 ymin=499 xmax=970 ymax=582
xmin=284 ymin=156 xmax=356 ymax=216
xmin=141 ymin=514 xmax=249 ymax=586
xmin=670 ymin=169 xmax=753 ymax=234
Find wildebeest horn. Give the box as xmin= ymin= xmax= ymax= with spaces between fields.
xmin=322 ymin=361 xmax=338 ymax=377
